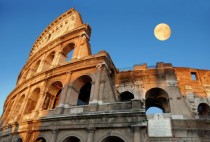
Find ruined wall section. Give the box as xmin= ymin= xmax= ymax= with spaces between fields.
xmin=175 ymin=67 xmax=210 ymax=97
xmin=115 ymin=62 xmax=192 ymax=118
xmin=175 ymin=67 xmax=210 ymax=115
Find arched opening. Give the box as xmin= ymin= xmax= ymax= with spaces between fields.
xmin=34 ymin=60 xmax=41 ymax=73
xmin=43 ymin=51 xmax=55 ymax=70
xmin=63 ymin=43 xmax=75 ymax=61
xmin=2 ymin=98 xmax=15 ymax=122
xmin=25 ymin=88 xmax=40 ymax=114
xmin=35 ymin=137 xmax=46 ymax=142
xmin=71 ymin=75 xmax=92 ymax=106
xmin=198 ymin=103 xmax=210 ymax=118
xmin=101 ymin=136 xmax=125 ymax=142
xmin=119 ymin=91 xmax=134 ymax=102
xmin=42 ymin=81 xmax=63 ymax=110
xmin=145 ymin=88 xmax=170 ymax=114
xmin=26 ymin=60 xmax=41 ymax=79
xmin=10 ymin=94 xmax=25 ymax=118
xmin=62 ymin=136 xmax=80 ymax=142
xmin=77 ymin=82 xmax=91 ymax=105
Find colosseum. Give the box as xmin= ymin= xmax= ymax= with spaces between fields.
xmin=1 ymin=8 xmax=210 ymax=142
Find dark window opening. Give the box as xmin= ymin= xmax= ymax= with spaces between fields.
xmin=198 ymin=103 xmax=210 ymax=118
xmin=191 ymin=72 xmax=197 ymax=80
xmin=77 ymin=82 xmax=91 ymax=106
xmin=101 ymin=136 xmax=125 ymax=142
xmin=63 ymin=136 xmax=80 ymax=142
xmin=120 ymin=91 xmax=134 ymax=102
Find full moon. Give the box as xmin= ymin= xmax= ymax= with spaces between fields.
xmin=154 ymin=23 xmax=171 ymax=41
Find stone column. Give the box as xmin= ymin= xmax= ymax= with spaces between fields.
xmin=133 ymin=126 xmax=141 ymax=142
xmin=50 ymin=129 xmax=59 ymax=142
xmin=52 ymin=49 xmax=64 ymax=66
xmin=89 ymin=81 xmax=95 ymax=102
xmin=38 ymin=60 xmax=46 ymax=72
xmin=66 ymin=85 xmax=80 ymax=106
xmin=34 ymin=81 xmax=48 ymax=112
xmin=86 ymin=128 xmax=95 ymax=142
xmin=98 ymin=81 xmax=105 ymax=104
xmin=58 ymin=72 xmax=72 ymax=107
xmin=34 ymin=91 xmax=45 ymax=111
xmin=38 ymin=91 xmax=48 ymax=110
xmin=92 ymin=64 xmax=103 ymax=103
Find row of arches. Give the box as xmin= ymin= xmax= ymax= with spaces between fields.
xmin=22 ymin=75 xmax=92 ymax=114
xmin=18 ymin=43 xmax=76 ymax=84
xmin=4 ymin=75 xmax=94 ymax=122
xmin=31 ymin=135 xmax=125 ymax=142
xmin=4 ymin=81 xmax=210 ymax=122
xmin=118 ymin=88 xmax=170 ymax=114
xmin=118 ymin=88 xmax=210 ymax=116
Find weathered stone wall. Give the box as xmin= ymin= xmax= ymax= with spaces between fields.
xmin=1 ymin=8 xmax=210 ymax=142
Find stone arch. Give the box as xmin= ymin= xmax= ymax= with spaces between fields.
xmin=198 ymin=103 xmax=210 ymax=118
xmin=59 ymin=133 xmax=84 ymax=142
xmin=17 ymin=94 xmax=25 ymax=111
xmin=116 ymin=84 xmax=141 ymax=100
xmin=62 ymin=136 xmax=80 ymax=142
xmin=101 ymin=136 xmax=125 ymax=142
xmin=27 ymin=60 xmax=41 ymax=79
xmin=10 ymin=94 xmax=25 ymax=118
xmin=42 ymin=51 xmax=56 ymax=71
xmin=145 ymin=87 xmax=170 ymax=113
xmin=70 ymin=74 xmax=93 ymax=106
xmin=119 ymin=91 xmax=134 ymax=102
xmin=98 ymin=133 xmax=127 ymax=142
xmin=62 ymin=42 xmax=76 ymax=61
xmin=24 ymin=88 xmax=40 ymax=114
xmin=42 ymin=81 xmax=63 ymax=110
xmin=2 ymin=97 xmax=15 ymax=122
xmin=33 ymin=60 xmax=41 ymax=73
xmin=22 ymin=69 xmax=30 ymax=80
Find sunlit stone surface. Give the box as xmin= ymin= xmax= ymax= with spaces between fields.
xmin=1 ymin=8 xmax=210 ymax=142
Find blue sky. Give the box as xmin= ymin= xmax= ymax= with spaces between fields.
xmin=0 ymin=0 xmax=210 ymax=115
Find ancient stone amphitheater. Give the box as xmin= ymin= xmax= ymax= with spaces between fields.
xmin=1 ymin=8 xmax=210 ymax=142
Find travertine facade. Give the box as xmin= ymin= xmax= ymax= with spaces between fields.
xmin=1 ymin=8 xmax=210 ymax=142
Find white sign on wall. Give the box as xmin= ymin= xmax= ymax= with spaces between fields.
xmin=148 ymin=113 xmax=172 ymax=137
